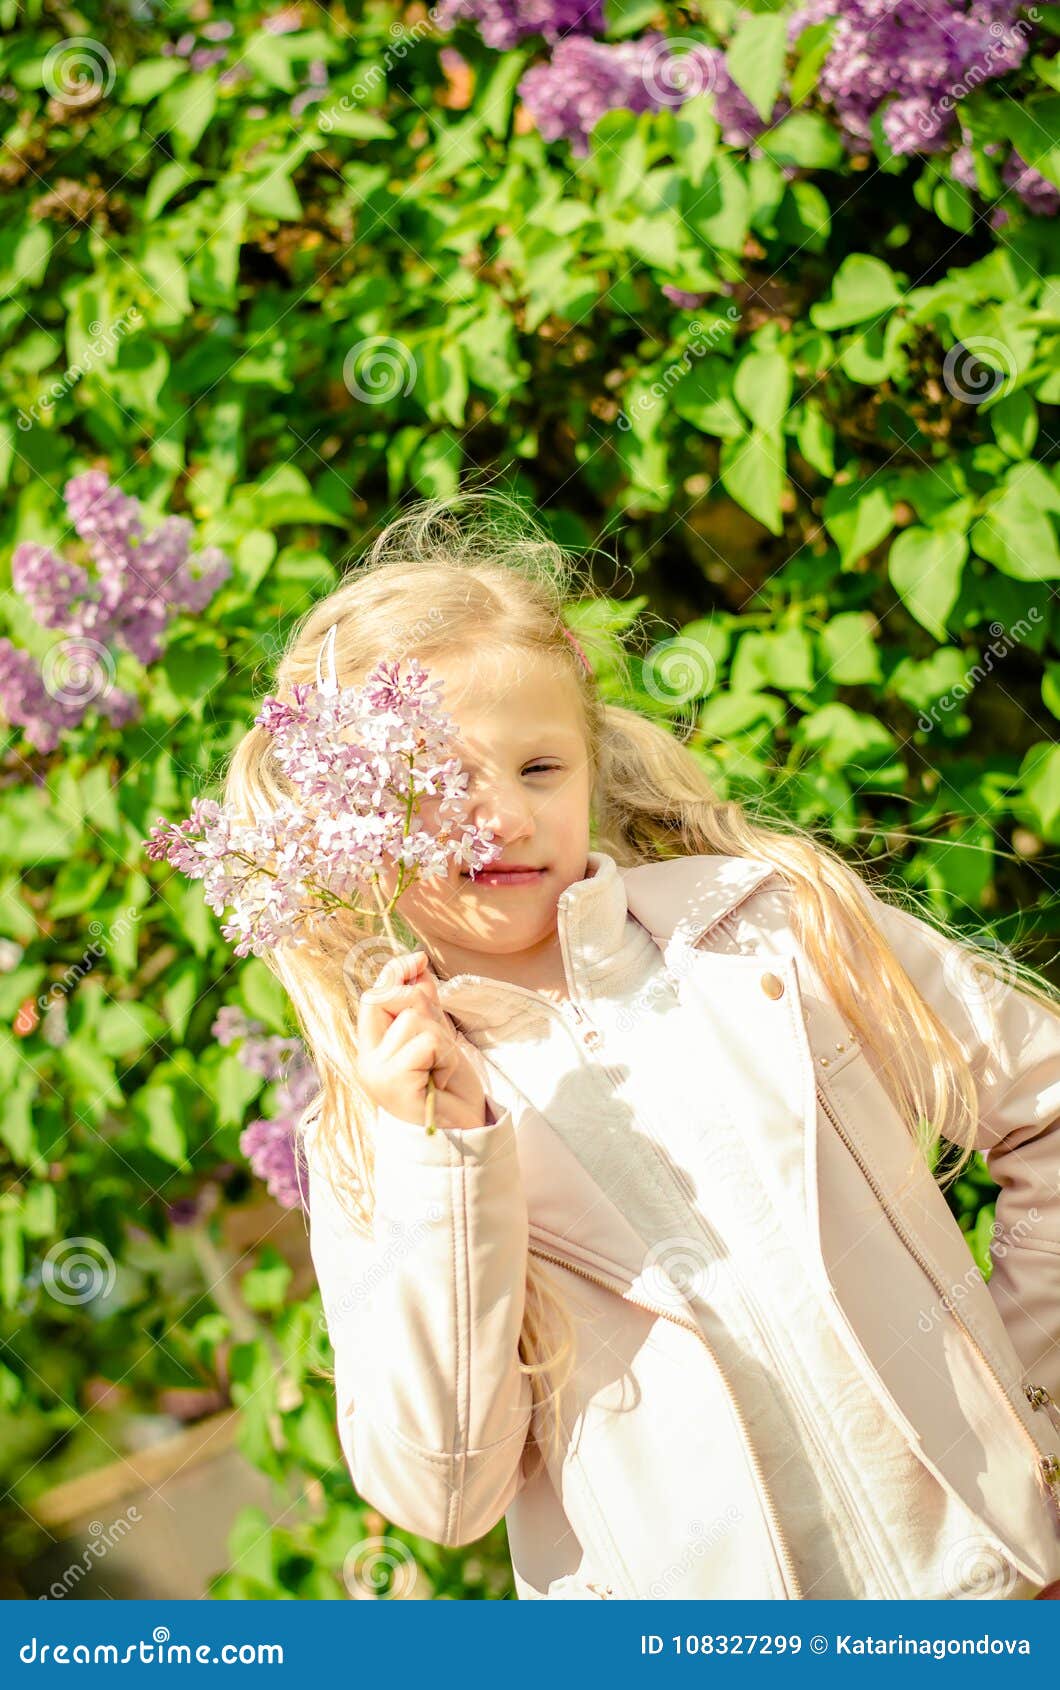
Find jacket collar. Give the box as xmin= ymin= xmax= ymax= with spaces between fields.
xmin=433 ymin=848 xmax=778 ymax=1030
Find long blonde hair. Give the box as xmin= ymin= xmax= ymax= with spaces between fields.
xmin=222 ymin=490 xmax=1060 ymax=1461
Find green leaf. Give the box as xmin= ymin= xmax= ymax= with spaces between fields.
xmin=999 ymin=97 xmax=1060 ymax=191
xmin=0 ymin=222 xmax=51 ymax=300
xmin=242 ymin=1247 xmax=293 ymax=1314
xmin=155 ymin=72 xmax=217 ymax=154
xmin=819 ymin=613 xmax=883 ymax=685
xmin=216 ymin=1050 xmax=263 ymax=1128
xmin=125 ymin=58 xmax=184 ymax=104
xmin=95 ymin=1002 xmax=167 ymax=1060
xmin=138 ymin=1081 xmax=189 ymax=1168
xmin=789 ymin=18 xmax=838 ymax=105
xmin=1018 ymin=742 xmax=1060 ymax=839
xmin=971 ymin=465 xmax=1060 ymax=581
xmin=719 ymin=428 xmax=785 ymax=535
xmin=734 ymin=351 xmax=792 ymax=433
xmin=726 ymin=14 xmax=787 ymax=122
xmin=811 ymin=255 xmax=904 ymax=329
xmin=990 ymin=389 xmax=1038 ymax=459
xmin=671 ymin=94 xmax=717 ymax=189
xmin=794 ymin=399 xmax=835 ymax=476
xmin=671 ymin=358 xmax=745 ymax=439
xmin=241 ymin=961 xmax=293 ymax=1035
xmin=822 ymin=480 xmax=895 ymax=566
xmin=317 ymin=106 xmax=395 ymax=140
xmin=888 ymin=526 xmax=968 ymax=640
xmin=0 ymin=1073 xmax=38 ymax=1164
xmin=48 ymin=860 xmax=111 ymax=919
xmin=758 ymin=112 xmax=845 ymax=172
xmin=161 ymin=959 xmax=202 ymax=1042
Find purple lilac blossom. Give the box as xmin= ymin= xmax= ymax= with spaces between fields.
xmin=436 ymin=0 xmax=605 ymax=50
xmin=238 ymin=1040 xmax=317 ymax=1211
xmin=13 ymin=472 xmax=231 ymax=667
xmin=213 ymin=1001 xmax=317 ymax=1209
xmin=1002 ymin=150 xmax=1060 ymax=215
xmin=0 ymin=637 xmax=138 ymax=752
xmin=788 ymin=0 xmax=1031 ymax=156
xmin=517 ymin=34 xmax=782 ymax=156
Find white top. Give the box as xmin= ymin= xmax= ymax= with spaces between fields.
xmin=437 ymin=855 xmax=1040 ymax=1600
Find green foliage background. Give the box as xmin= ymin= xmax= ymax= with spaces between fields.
xmin=1 ymin=0 xmax=1058 ymax=1598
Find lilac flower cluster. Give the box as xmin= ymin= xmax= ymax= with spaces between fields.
xmin=517 ymin=33 xmax=781 ymax=157
xmin=211 ymin=1005 xmax=316 ymax=1211
xmin=789 ymin=0 xmax=1030 ymax=155
xmin=0 ymin=640 xmax=137 ymax=753
xmin=14 ymin=473 xmax=231 ymax=663
xmin=145 ymin=657 xmax=501 ymax=958
xmin=435 ymin=0 xmax=604 ymax=50
xmin=0 ymin=472 xmax=230 ymax=752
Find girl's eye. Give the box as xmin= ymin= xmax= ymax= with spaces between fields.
xmin=523 ymin=762 xmax=560 ymax=775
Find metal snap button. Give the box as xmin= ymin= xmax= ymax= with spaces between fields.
xmin=760 ymin=971 xmax=785 ymax=999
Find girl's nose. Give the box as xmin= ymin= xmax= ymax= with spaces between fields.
xmin=471 ymin=785 xmax=533 ymax=840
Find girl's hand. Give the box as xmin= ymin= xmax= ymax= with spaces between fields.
xmin=357 ymin=950 xmax=487 ymax=1131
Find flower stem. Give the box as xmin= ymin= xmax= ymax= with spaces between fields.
xmin=369 ymin=876 xmax=437 ymax=1135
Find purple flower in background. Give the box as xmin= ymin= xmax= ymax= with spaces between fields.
xmin=518 ymin=33 xmax=672 ymax=154
xmin=517 ymin=33 xmax=782 ymax=156
xmin=1 ymin=473 xmax=230 ymax=752
xmin=661 ymin=285 xmax=712 ymax=309
xmin=1002 ymin=149 xmax=1060 ymax=215
xmin=0 ymin=637 xmax=138 ymax=753
xmin=789 ymin=0 xmax=1031 ymax=156
xmin=14 ymin=473 xmax=230 ymax=664
xmin=240 ymin=1115 xmax=308 ymax=1210
xmin=212 ymin=1003 xmax=317 ymax=1209
xmin=436 ymin=0 xmax=605 ymax=50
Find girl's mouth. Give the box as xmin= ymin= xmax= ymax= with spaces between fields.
xmin=463 ymin=867 xmax=547 ymax=888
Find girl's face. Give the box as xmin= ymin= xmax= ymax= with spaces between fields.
xmin=383 ymin=649 xmax=594 ymax=984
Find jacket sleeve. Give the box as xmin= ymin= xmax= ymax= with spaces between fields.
xmin=855 ymin=882 xmax=1060 ymax=1402
xmin=306 ymin=1103 xmax=535 ymax=1547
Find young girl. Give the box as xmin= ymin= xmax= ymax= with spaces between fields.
xmin=225 ymin=495 xmax=1060 ymax=1602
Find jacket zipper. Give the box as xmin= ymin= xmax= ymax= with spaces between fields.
xmin=1025 ymin=1385 xmax=1060 ymax=1439
xmin=526 ymin=1240 xmax=805 ymax=1599
xmin=813 ymin=1079 xmax=1060 ymax=1504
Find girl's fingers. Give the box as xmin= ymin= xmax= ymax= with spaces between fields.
xmin=357 ymin=950 xmax=431 ymax=1046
